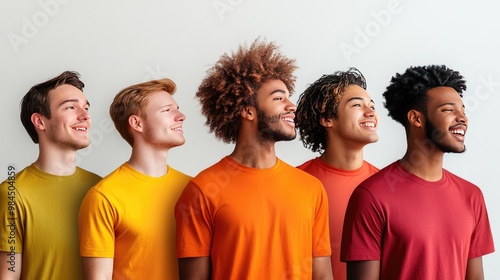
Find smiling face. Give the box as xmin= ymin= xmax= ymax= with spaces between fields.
xmin=40 ymin=84 xmax=91 ymax=151
xmin=423 ymin=86 xmax=467 ymax=153
xmin=140 ymin=91 xmax=186 ymax=149
xmin=329 ymin=84 xmax=379 ymax=146
xmin=254 ymin=79 xmax=297 ymax=142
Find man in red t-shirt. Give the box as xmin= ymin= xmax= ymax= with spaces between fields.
xmin=341 ymin=65 xmax=495 ymax=279
xmin=295 ymin=68 xmax=379 ymax=280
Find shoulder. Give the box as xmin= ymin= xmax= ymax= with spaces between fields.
xmin=76 ymin=167 xmax=102 ymax=182
xmin=167 ymin=166 xmax=193 ymax=181
xmin=296 ymin=158 xmax=315 ymax=170
xmin=443 ymin=169 xmax=483 ymax=194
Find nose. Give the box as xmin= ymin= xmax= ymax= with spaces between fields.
xmin=364 ymin=105 xmax=376 ymax=117
xmin=78 ymin=107 xmax=91 ymax=121
xmin=285 ymin=99 xmax=297 ymax=113
xmin=177 ymin=110 xmax=186 ymax=122
xmin=456 ymin=110 xmax=467 ymax=124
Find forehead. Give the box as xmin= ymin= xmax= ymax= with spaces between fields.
xmin=48 ymin=84 xmax=86 ymax=105
xmin=426 ymin=86 xmax=463 ymax=106
xmin=340 ymin=84 xmax=370 ymax=102
xmin=145 ymin=90 xmax=176 ymax=107
xmin=256 ymin=79 xmax=289 ymax=97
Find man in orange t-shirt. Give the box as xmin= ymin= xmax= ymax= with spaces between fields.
xmin=175 ymin=39 xmax=333 ymax=279
xmin=296 ymin=68 xmax=379 ymax=280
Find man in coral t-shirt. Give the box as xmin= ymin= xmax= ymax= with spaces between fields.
xmin=295 ymin=68 xmax=379 ymax=280
xmin=175 ymin=38 xmax=333 ymax=280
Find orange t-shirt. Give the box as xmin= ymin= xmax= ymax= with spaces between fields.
xmin=297 ymin=158 xmax=378 ymax=280
xmin=175 ymin=156 xmax=331 ymax=279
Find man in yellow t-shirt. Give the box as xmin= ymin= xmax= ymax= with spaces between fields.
xmin=0 ymin=71 xmax=101 ymax=280
xmin=175 ymin=39 xmax=333 ymax=279
xmin=295 ymin=68 xmax=379 ymax=280
xmin=78 ymin=78 xmax=191 ymax=279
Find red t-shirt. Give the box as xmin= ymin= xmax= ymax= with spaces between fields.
xmin=341 ymin=161 xmax=495 ymax=279
xmin=298 ymin=158 xmax=378 ymax=280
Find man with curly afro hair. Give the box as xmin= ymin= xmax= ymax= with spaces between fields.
xmin=295 ymin=67 xmax=379 ymax=280
xmin=175 ymin=38 xmax=333 ymax=279
xmin=341 ymin=65 xmax=494 ymax=280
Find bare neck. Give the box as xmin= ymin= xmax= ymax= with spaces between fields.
xmin=128 ymin=144 xmax=169 ymax=177
xmin=320 ymin=138 xmax=365 ymax=170
xmin=34 ymin=144 xmax=77 ymax=176
xmin=230 ymin=137 xmax=277 ymax=169
xmin=401 ymin=136 xmax=444 ymax=181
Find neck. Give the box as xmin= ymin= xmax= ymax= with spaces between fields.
xmin=401 ymin=136 xmax=444 ymax=181
xmin=34 ymin=144 xmax=77 ymax=176
xmin=128 ymin=144 xmax=169 ymax=177
xmin=320 ymin=139 xmax=365 ymax=170
xmin=230 ymin=137 xmax=277 ymax=169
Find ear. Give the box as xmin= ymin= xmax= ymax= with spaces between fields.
xmin=241 ymin=106 xmax=256 ymax=121
xmin=407 ymin=110 xmax=423 ymax=128
xmin=128 ymin=115 xmax=143 ymax=132
xmin=319 ymin=117 xmax=334 ymax=128
xmin=31 ymin=113 xmax=46 ymax=131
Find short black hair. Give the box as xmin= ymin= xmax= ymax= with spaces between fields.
xmin=383 ymin=65 xmax=466 ymax=127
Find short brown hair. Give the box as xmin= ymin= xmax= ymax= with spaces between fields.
xmin=20 ymin=71 xmax=85 ymax=143
xmin=110 ymin=78 xmax=176 ymax=146
xmin=196 ymin=38 xmax=297 ymax=143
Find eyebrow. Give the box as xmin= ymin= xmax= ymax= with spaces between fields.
xmin=437 ymin=102 xmax=465 ymax=108
xmin=269 ymin=89 xmax=288 ymax=95
xmin=159 ymin=104 xmax=178 ymax=109
xmin=59 ymin=99 xmax=90 ymax=107
xmin=345 ymin=97 xmax=375 ymax=103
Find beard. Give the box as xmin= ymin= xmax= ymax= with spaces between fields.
xmin=424 ymin=117 xmax=466 ymax=154
xmin=256 ymin=106 xmax=296 ymax=142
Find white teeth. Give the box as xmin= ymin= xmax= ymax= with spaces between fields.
xmin=451 ymin=129 xmax=465 ymax=136
xmin=282 ymin=118 xmax=294 ymax=123
xmin=361 ymin=122 xmax=375 ymax=127
xmin=172 ymin=128 xmax=183 ymax=131
xmin=74 ymin=127 xmax=87 ymax=131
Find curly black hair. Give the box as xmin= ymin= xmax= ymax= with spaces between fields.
xmin=383 ymin=65 xmax=466 ymax=127
xmin=196 ymin=38 xmax=297 ymax=143
xmin=296 ymin=67 xmax=366 ymax=153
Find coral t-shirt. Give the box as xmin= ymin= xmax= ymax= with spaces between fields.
xmin=298 ymin=158 xmax=378 ymax=280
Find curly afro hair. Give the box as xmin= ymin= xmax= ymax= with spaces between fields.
xmin=383 ymin=65 xmax=466 ymax=127
xmin=296 ymin=67 xmax=367 ymax=153
xmin=196 ymin=38 xmax=297 ymax=143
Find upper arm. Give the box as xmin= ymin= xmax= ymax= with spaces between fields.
xmin=346 ymin=260 xmax=380 ymax=280
xmin=312 ymin=256 xmax=333 ymax=280
xmin=82 ymin=257 xmax=113 ymax=280
xmin=178 ymin=257 xmax=210 ymax=280
xmin=0 ymin=252 xmax=21 ymax=280
xmin=465 ymin=257 xmax=484 ymax=280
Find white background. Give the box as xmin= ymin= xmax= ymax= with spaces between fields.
xmin=1 ymin=0 xmax=498 ymax=277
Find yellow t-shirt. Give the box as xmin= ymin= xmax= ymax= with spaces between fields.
xmin=0 ymin=164 xmax=101 ymax=280
xmin=79 ymin=163 xmax=191 ymax=280
xmin=175 ymin=156 xmax=331 ymax=279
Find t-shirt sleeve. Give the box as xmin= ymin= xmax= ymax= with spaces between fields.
xmin=312 ymin=185 xmax=332 ymax=257
xmin=341 ymin=186 xmax=384 ymax=262
xmin=0 ymin=180 xmax=24 ymax=253
xmin=175 ymin=181 xmax=213 ymax=258
xmin=468 ymin=190 xmax=495 ymax=258
xmin=78 ymin=188 xmax=116 ymax=258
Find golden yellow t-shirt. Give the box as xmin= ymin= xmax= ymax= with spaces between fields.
xmin=79 ymin=163 xmax=191 ymax=279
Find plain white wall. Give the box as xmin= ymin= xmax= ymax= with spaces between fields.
xmin=1 ymin=0 xmax=498 ymax=276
